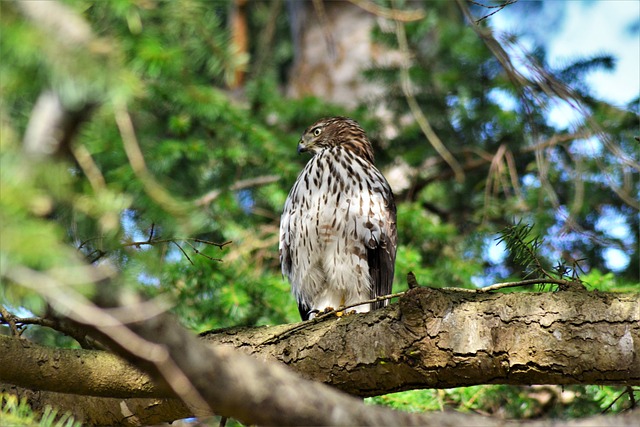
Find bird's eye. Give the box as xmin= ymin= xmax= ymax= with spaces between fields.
xmin=312 ymin=127 xmax=322 ymax=137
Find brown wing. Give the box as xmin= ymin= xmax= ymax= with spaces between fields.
xmin=367 ymin=177 xmax=397 ymax=309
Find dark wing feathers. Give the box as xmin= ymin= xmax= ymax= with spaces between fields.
xmin=367 ymin=187 xmax=397 ymax=310
xmin=297 ymin=300 xmax=312 ymax=321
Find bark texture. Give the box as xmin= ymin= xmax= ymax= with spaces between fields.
xmin=202 ymin=288 xmax=640 ymax=395
xmin=0 ymin=336 xmax=166 ymax=398
xmin=1 ymin=288 xmax=638 ymax=426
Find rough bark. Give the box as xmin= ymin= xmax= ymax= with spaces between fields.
xmin=201 ymin=288 xmax=640 ymax=395
xmin=1 ymin=288 xmax=638 ymax=425
xmin=3 ymin=289 xmax=637 ymax=399
xmin=0 ymin=336 xmax=167 ymax=399
xmin=75 ymin=298 xmax=454 ymax=426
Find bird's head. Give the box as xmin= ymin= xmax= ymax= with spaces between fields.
xmin=297 ymin=117 xmax=375 ymax=163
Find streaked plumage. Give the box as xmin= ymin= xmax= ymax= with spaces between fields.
xmin=279 ymin=117 xmax=397 ymax=320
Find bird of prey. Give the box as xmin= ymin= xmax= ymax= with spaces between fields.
xmin=279 ymin=117 xmax=397 ymax=320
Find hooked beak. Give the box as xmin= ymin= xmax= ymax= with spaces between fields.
xmin=297 ymin=135 xmax=310 ymax=154
xmin=297 ymin=141 xmax=308 ymax=154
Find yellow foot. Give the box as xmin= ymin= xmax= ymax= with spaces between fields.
xmin=334 ymin=307 xmax=357 ymax=317
xmin=320 ymin=307 xmax=344 ymax=317
xmin=316 ymin=307 xmax=357 ymax=318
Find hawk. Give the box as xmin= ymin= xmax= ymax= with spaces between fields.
xmin=279 ymin=117 xmax=397 ymax=320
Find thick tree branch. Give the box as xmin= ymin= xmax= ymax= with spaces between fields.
xmin=203 ymin=288 xmax=639 ymax=394
xmin=2 ymin=289 xmax=638 ymax=398
xmin=84 ymin=310 xmax=450 ymax=426
xmin=1 ymin=288 xmax=639 ymax=425
xmin=0 ymin=335 xmax=169 ymax=399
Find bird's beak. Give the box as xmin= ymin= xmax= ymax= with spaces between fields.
xmin=297 ymin=137 xmax=309 ymax=154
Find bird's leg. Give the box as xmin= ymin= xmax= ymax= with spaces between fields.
xmin=335 ymin=295 xmax=347 ymax=316
xmin=335 ymin=295 xmax=351 ymax=317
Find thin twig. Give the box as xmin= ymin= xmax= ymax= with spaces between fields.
xmin=313 ymin=290 xmax=408 ymax=321
xmin=123 ymin=237 xmax=231 ymax=263
xmin=71 ymin=144 xmax=106 ymax=191
xmin=172 ymin=241 xmax=194 ymax=265
xmin=407 ymin=270 xmax=571 ymax=293
xmin=9 ymin=315 xmax=100 ymax=349
xmin=124 ymin=237 xmax=231 ymax=250
xmin=181 ymin=240 xmax=223 ymax=263
xmin=504 ymin=148 xmax=523 ymax=200
xmin=482 ymin=143 xmax=508 ymax=223
xmin=115 ymin=104 xmax=148 ymax=173
xmin=522 ymin=132 xmax=592 ymax=153
xmin=0 ymin=306 xmax=22 ymax=336
xmin=115 ymin=104 xmax=195 ymax=219
xmin=393 ymin=1 xmax=465 ymax=183
xmin=89 ymin=249 xmax=107 ymax=264
xmin=78 ymin=236 xmax=102 ymax=250
xmin=1 ymin=314 xmax=54 ymax=329
xmin=348 ymin=0 xmax=425 ymax=22
xmin=258 ymin=291 xmax=407 ymax=346
xmin=441 ymin=278 xmax=570 ymax=293
xmin=193 ymin=239 xmax=233 ymax=249
xmin=469 ymin=0 xmax=518 ymax=24
xmin=469 ymin=0 xmax=516 ymax=9
xmin=601 ymin=388 xmax=629 ymax=414
xmin=124 ymin=238 xmax=182 ymax=248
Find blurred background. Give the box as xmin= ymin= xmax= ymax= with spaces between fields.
xmin=1 ymin=0 xmax=638 ymax=422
